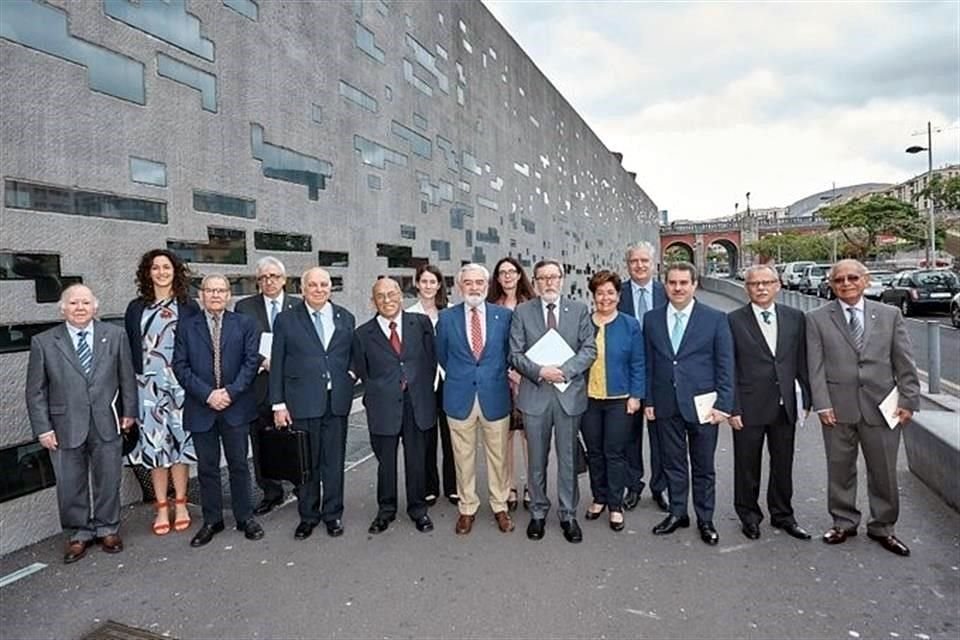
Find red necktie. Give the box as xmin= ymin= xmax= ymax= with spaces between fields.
xmin=470 ymin=308 xmax=483 ymax=359
xmin=388 ymin=321 xmax=401 ymax=355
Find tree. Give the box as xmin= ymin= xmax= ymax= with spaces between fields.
xmin=819 ymin=196 xmax=924 ymax=260
xmin=921 ymin=174 xmax=960 ymax=212
xmin=745 ymin=232 xmax=830 ymax=262
xmin=663 ymin=244 xmax=693 ymax=263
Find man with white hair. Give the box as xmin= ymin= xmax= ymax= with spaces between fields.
xmin=26 ymin=284 xmax=137 ymax=563
xmin=435 ymin=263 xmax=515 ymax=535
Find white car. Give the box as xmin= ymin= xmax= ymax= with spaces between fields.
xmin=781 ymin=261 xmax=815 ymax=290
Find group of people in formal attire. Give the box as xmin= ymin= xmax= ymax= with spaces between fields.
xmin=25 ymin=242 xmax=920 ymax=564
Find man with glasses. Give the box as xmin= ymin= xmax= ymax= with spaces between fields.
xmin=807 ymin=259 xmax=919 ymax=556
xmin=270 ymin=267 xmax=355 ymax=542
xmin=728 ymin=265 xmax=812 ymax=541
xmin=235 ymin=257 xmax=301 ymax=515
xmin=510 ymin=260 xmax=596 ymax=543
xmin=173 ymin=275 xmax=263 ymax=547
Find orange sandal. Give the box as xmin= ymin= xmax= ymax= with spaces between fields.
xmin=173 ymin=497 xmax=192 ymax=532
xmin=152 ymin=501 xmax=171 ymax=536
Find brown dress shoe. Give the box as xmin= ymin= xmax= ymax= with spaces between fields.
xmin=867 ymin=532 xmax=910 ymax=557
xmin=63 ymin=540 xmax=91 ymax=564
xmin=99 ymin=534 xmax=124 ymax=554
xmin=455 ymin=514 xmax=475 ymax=535
xmin=494 ymin=511 xmax=515 ymax=533
xmin=822 ymin=527 xmax=857 ymax=544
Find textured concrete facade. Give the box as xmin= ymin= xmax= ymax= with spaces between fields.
xmin=0 ymin=0 xmax=658 ymax=554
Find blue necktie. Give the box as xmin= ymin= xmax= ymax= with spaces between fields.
xmin=76 ymin=330 xmax=92 ymax=375
xmin=635 ymin=287 xmax=647 ymax=319
xmin=670 ymin=312 xmax=685 ymax=353
xmin=313 ymin=310 xmax=326 ymax=347
xmin=270 ymin=300 xmax=278 ymax=330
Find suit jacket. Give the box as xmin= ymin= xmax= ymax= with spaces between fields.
xmin=269 ymin=302 xmax=356 ymax=419
xmin=509 ymin=297 xmax=597 ymax=417
xmin=352 ymin=312 xmax=437 ymax=435
xmin=618 ymin=278 xmax=667 ymax=321
xmin=26 ymin=321 xmax=137 ymax=449
xmin=124 ymin=296 xmax=201 ymax=375
xmin=644 ymin=300 xmax=735 ymax=424
xmin=234 ymin=293 xmax=301 ymax=408
xmin=728 ymin=303 xmax=810 ymax=426
xmin=806 ymin=299 xmax=920 ymax=426
xmin=172 ymin=310 xmax=260 ymax=432
xmin=435 ymin=303 xmax=512 ymax=421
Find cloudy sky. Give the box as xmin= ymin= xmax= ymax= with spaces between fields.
xmin=485 ymin=1 xmax=960 ymax=221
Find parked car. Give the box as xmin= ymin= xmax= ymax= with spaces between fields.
xmin=798 ymin=263 xmax=831 ymax=295
xmin=863 ymin=270 xmax=895 ymax=300
xmin=879 ymin=269 xmax=960 ymax=316
xmin=781 ymin=261 xmax=815 ymax=290
xmin=951 ymin=292 xmax=960 ymax=328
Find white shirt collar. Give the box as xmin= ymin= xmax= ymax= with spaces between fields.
xmin=839 ymin=298 xmax=865 ymax=314
xmin=668 ymin=299 xmax=695 ymax=316
xmin=264 ymin=292 xmax=284 ymax=307
xmin=66 ymin=321 xmax=93 ymax=340
xmin=306 ymin=301 xmax=332 ymax=318
xmin=751 ymin=302 xmax=776 ymax=318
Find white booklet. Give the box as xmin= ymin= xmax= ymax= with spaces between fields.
xmin=259 ymin=332 xmax=272 ymax=359
xmin=694 ymin=391 xmax=717 ymax=424
xmin=525 ymin=328 xmax=576 ymax=393
xmin=878 ymin=387 xmax=900 ymax=429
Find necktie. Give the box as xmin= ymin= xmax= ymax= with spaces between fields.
xmin=636 ymin=287 xmax=647 ymax=318
xmin=470 ymin=308 xmax=483 ymax=358
xmin=76 ymin=330 xmax=92 ymax=375
xmin=388 ymin=320 xmax=402 ymax=355
xmin=670 ymin=312 xmax=685 ymax=353
xmin=547 ymin=303 xmax=558 ymax=330
xmin=270 ymin=300 xmax=278 ymax=330
xmin=761 ymin=310 xmax=772 ymax=325
xmin=313 ymin=310 xmax=326 ymax=347
xmin=211 ymin=315 xmax=222 ymax=387
xmin=847 ymin=308 xmax=863 ymax=351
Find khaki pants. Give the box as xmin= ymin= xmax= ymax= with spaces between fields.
xmin=448 ymin=397 xmax=510 ymax=515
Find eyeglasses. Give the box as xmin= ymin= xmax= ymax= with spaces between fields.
xmin=831 ymin=274 xmax=862 ymax=284
xmin=498 ymin=269 xmax=519 ymax=277
xmin=535 ymin=275 xmax=562 ymax=283
xmin=257 ymin=274 xmax=284 ymax=282
xmin=203 ymin=288 xmax=229 ymax=295
xmin=746 ymin=280 xmax=778 ymax=288
xmin=374 ymin=291 xmax=401 ymax=302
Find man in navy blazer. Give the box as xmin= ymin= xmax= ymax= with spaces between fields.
xmin=617 ymin=242 xmax=669 ymax=512
xmin=644 ymin=262 xmax=734 ymax=545
xmin=172 ymin=275 xmax=263 ymax=547
xmin=436 ymin=263 xmax=515 ymax=536
xmin=353 ymin=277 xmax=437 ymax=535
xmin=270 ymin=267 xmax=355 ymax=541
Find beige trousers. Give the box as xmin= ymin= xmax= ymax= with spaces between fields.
xmin=447 ymin=396 xmax=510 ymax=515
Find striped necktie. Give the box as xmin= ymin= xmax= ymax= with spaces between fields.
xmin=847 ymin=307 xmax=863 ymax=351
xmin=76 ymin=330 xmax=92 ymax=375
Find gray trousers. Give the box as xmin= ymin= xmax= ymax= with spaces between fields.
xmin=50 ymin=425 xmax=122 ymax=542
xmin=524 ymin=395 xmax=582 ymax=522
xmin=822 ymin=420 xmax=901 ymax=537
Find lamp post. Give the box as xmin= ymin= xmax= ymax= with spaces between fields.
xmin=906 ymin=121 xmax=935 ymax=268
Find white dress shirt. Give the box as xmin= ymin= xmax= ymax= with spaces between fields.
xmin=751 ymin=302 xmax=778 ymax=356
xmin=376 ymin=311 xmax=404 ymax=342
xmin=263 ymin=292 xmax=285 ymax=331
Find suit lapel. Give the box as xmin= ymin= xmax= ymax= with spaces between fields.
xmin=674 ymin=303 xmax=700 ymax=356
xmin=829 ymin=301 xmax=859 ymax=352
xmin=861 ymin=299 xmax=878 ymax=350
xmin=55 ymin=324 xmax=87 ymax=377
xmin=253 ymin=295 xmax=270 ymax=332
xmin=481 ymin=306 xmax=505 ymax=359
xmin=772 ymin=304 xmax=787 ymax=359
xmin=401 ymin=312 xmax=418 ymax=357
xmin=297 ymin=305 xmax=325 ymax=350
xmin=532 ymin=299 xmax=547 ymax=336
xmin=90 ymin=320 xmax=109 ymax=377
xmin=370 ymin=317 xmax=398 ymax=358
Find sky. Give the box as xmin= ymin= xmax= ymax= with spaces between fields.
xmin=484 ymin=0 xmax=960 ymax=221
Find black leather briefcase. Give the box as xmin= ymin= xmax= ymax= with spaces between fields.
xmin=257 ymin=428 xmax=312 ymax=485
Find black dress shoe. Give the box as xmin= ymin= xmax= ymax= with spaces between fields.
xmin=867 ymin=532 xmax=910 ymax=557
xmin=561 ymin=519 xmax=583 ymax=543
xmin=253 ymin=496 xmax=283 ymax=516
xmin=773 ymin=522 xmax=812 ymax=540
xmin=741 ymin=522 xmax=761 ymax=540
xmin=652 ymin=492 xmax=669 ymax=512
xmin=506 ymin=489 xmax=519 ymax=512
xmin=447 ymin=494 xmax=460 ymax=506
xmin=652 ymin=514 xmax=690 ymax=535
xmin=368 ymin=515 xmax=395 ymax=534
xmin=237 ymin=519 xmax=264 ymax=541
xmin=326 ymin=519 xmax=344 ymax=537
xmin=623 ymin=490 xmax=641 ymax=511
xmin=294 ymin=522 xmax=316 ymax=540
xmin=699 ymin=521 xmax=719 ymax=545
xmin=609 ymin=514 xmax=625 ymax=532
xmin=522 ymin=487 xmax=531 ymax=511
xmin=425 ymin=494 xmax=438 ymax=507
xmin=584 ymin=503 xmax=606 ymax=520
xmin=190 ymin=521 xmax=225 ymax=547
xmin=414 ymin=515 xmax=434 ymax=533
xmin=526 ymin=518 xmax=546 ymax=540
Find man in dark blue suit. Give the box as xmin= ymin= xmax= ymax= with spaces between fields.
xmin=173 ymin=275 xmax=263 ymax=547
xmin=618 ymin=242 xmax=669 ymax=512
xmin=644 ymin=262 xmax=734 ymax=545
xmin=270 ymin=267 xmax=355 ymax=541
xmin=353 ymin=277 xmax=437 ymax=535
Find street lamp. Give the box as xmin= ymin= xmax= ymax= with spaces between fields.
xmin=905 ymin=121 xmax=935 ymax=268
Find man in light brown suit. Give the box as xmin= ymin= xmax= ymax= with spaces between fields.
xmin=806 ymin=259 xmax=920 ymax=556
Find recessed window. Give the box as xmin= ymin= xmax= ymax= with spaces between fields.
xmin=368 ymin=174 xmax=382 ymax=190
xmin=376 ymin=243 xmax=427 ymax=269
xmin=403 ymin=59 xmax=433 ymax=96
xmin=430 ymin=239 xmax=451 ymax=261
xmin=104 ymin=0 xmax=214 ymax=60
xmin=339 ymin=80 xmax=378 ymax=112
xmin=168 ymin=227 xmax=246 ymax=265
xmin=4 ymin=179 xmax=167 ymax=224
xmin=251 ymin=124 xmax=332 ymax=200
xmin=355 ymin=22 xmax=385 ymax=63
xmin=193 ymin=190 xmax=256 ymax=218
xmin=254 ymin=231 xmax=312 ymax=252
xmin=462 ymin=152 xmax=481 ymax=176
xmin=223 ymin=0 xmax=258 ymax=20
xmin=0 ymin=440 xmax=56 ymax=503
xmin=476 ymin=227 xmax=500 ymax=244
xmin=318 ymin=251 xmax=349 ymax=267
xmin=354 ymin=135 xmax=407 ymax=169
xmin=400 ymin=225 xmax=416 ymax=239
xmin=0 ymin=252 xmax=82 ymax=303
xmin=413 ymin=113 xmax=428 ymax=131
xmin=130 ymin=157 xmax=167 ymax=187
xmin=392 ymin=121 xmax=432 ymax=159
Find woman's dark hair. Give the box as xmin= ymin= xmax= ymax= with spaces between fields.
xmin=588 ymin=269 xmax=622 ymax=295
xmin=135 ymin=249 xmax=191 ymax=303
xmin=416 ymin=263 xmax=449 ymax=308
xmin=487 ymin=256 xmax=535 ymax=303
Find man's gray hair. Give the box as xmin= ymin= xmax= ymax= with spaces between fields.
xmin=255 ymin=256 xmax=286 ymax=276
xmin=200 ymin=273 xmax=230 ymax=289
xmin=457 ymin=263 xmax=490 ymax=283
xmin=625 ymin=241 xmax=658 ymax=262
xmin=58 ymin=284 xmax=99 ymax=312
xmin=828 ymin=259 xmax=868 ymax=280
xmin=744 ymin=264 xmax=778 ymax=281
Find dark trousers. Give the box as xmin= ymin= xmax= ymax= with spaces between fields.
xmin=625 ymin=405 xmax=667 ymax=496
xmin=659 ymin=414 xmax=719 ymax=523
xmin=581 ymin=398 xmax=632 ymax=511
xmin=250 ymin=407 xmax=284 ymax=502
xmin=293 ymin=402 xmax=347 ymax=525
xmin=370 ymin=392 xmax=428 ymax=520
xmin=733 ymin=407 xmax=796 ymax=526
xmin=425 ymin=381 xmax=456 ymax=498
xmin=192 ymin=417 xmax=253 ymax=526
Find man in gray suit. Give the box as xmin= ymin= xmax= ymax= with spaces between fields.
xmin=26 ymin=284 xmax=137 ymax=564
xmin=510 ymin=259 xmax=596 ymax=543
xmin=807 ymin=259 xmax=920 ymax=556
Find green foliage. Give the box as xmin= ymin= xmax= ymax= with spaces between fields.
xmin=819 ymin=196 xmax=923 ymax=259
xmin=745 ymin=232 xmax=831 ymax=262
xmin=664 ymin=244 xmax=693 ymax=263
xmin=921 ymin=175 xmax=960 ymax=211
